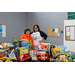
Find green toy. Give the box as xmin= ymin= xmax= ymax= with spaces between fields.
xmin=25 ymin=26 xmax=28 ymax=29
xmin=68 ymin=55 xmax=75 ymax=62
xmin=63 ymin=51 xmax=70 ymax=56
xmin=70 ymin=55 xmax=75 ymax=59
xmin=13 ymin=38 xmax=18 ymax=44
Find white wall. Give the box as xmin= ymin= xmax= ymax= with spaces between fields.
xmin=64 ymin=20 xmax=75 ymax=51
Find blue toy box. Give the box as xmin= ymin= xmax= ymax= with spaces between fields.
xmin=21 ymin=42 xmax=28 ymax=47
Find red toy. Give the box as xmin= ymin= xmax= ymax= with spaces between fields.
xmin=18 ymin=53 xmax=30 ymax=62
xmin=36 ymin=43 xmax=47 ymax=49
xmin=36 ymin=51 xmax=50 ymax=61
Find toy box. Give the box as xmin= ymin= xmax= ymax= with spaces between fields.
xmin=21 ymin=42 xmax=28 ymax=47
xmin=9 ymin=50 xmax=17 ymax=60
xmin=36 ymin=43 xmax=50 ymax=51
xmin=36 ymin=51 xmax=50 ymax=61
xmin=60 ymin=55 xmax=66 ymax=62
xmin=51 ymin=47 xmax=64 ymax=58
xmin=59 ymin=45 xmax=67 ymax=51
xmin=14 ymin=47 xmax=30 ymax=61
xmin=18 ymin=53 xmax=30 ymax=62
xmin=20 ymin=47 xmax=29 ymax=55
xmin=20 ymin=40 xmax=32 ymax=49
xmin=30 ymin=50 xmax=38 ymax=60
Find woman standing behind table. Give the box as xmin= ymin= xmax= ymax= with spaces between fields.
xmin=31 ymin=25 xmax=47 ymax=47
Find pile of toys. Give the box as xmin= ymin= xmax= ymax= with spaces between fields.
xmin=29 ymin=43 xmax=50 ymax=61
xmin=50 ymin=44 xmax=75 ymax=62
xmin=0 ymin=43 xmax=14 ymax=48
xmin=0 ymin=38 xmax=75 ymax=62
xmin=0 ymin=47 xmax=17 ymax=62
xmin=0 ymin=38 xmax=18 ymax=62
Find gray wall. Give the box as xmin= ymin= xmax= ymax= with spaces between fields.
xmin=0 ymin=12 xmax=26 ymax=43
xmin=26 ymin=12 xmax=67 ymax=45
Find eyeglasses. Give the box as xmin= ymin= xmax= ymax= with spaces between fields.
xmin=34 ymin=27 xmax=38 ymax=29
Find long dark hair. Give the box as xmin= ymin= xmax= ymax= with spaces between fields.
xmin=33 ymin=25 xmax=40 ymax=32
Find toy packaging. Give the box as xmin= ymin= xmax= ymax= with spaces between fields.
xmin=59 ymin=45 xmax=67 ymax=51
xmin=51 ymin=46 xmax=66 ymax=58
xmin=9 ymin=50 xmax=17 ymax=60
xmin=21 ymin=41 xmax=32 ymax=49
xmin=60 ymin=55 xmax=66 ymax=62
xmin=21 ymin=42 xmax=29 ymax=47
xmin=20 ymin=47 xmax=29 ymax=55
xmin=19 ymin=47 xmax=30 ymax=61
xmin=30 ymin=50 xmax=38 ymax=60
xmin=36 ymin=43 xmax=50 ymax=51
xmin=36 ymin=51 xmax=50 ymax=61
xmin=18 ymin=53 xmax=30 ymax=62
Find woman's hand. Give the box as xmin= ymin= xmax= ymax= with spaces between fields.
xmin=39 ymin=39 xmax=46 ymax=43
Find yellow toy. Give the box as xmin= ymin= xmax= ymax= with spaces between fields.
xmin=52 ymin=47 xmax=62 ymax=54
xmin=20 ymin=47 xmax=29 ymax=55
xmin=0 ymin=57 xmax=10 ymax=62
xmin=51 ymin=47 xmax=63 ymax=58
xmin=65 ymin=60 xmax=68 ymax=62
